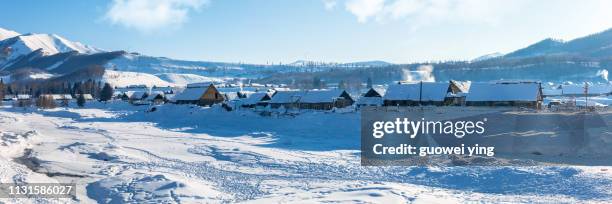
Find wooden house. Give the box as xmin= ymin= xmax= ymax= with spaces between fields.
xmin=445 ymin=80 xmax=471 ymax=106
xmin=241 ymin=92 xmax=272 ymax=108
xmin=298 ymin=90 xmax=354 ymax=110
xmin=268 ymin=91 xmax=307 ymax=109
xmin=75 ymin=94 xmax=94 ymax=100
xmin=383 ymin=82 xmax=450 ymax=106
xmin=174 ymin=84 xmax=224 ymax=106
xmin=356 ymin=87 xmax=385 ymax=107
xmin=3 ymin=94 xmax=16 ymax=101
xmin=17 ymin=94 xmax=31 ymax=101
xmin=465 ymin=82 xmax=543 ymax=109
xmin=145 ymin=91 xmax=166 ymax=105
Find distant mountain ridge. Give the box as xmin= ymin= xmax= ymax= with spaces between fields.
xmin=0 ymin=26 xmax=611 ymax=86
xmin=505 ymin=29 xmax=612 ymax=58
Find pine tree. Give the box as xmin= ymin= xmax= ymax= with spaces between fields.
xmin=0 ymin=79 xmax=4 ymax=104
xmin=338 ymin=80 xmax=346 ymax=90
xmin=312 ymin=76 xmax=322 ymax=89
xmin=100 ymin=83 xmax=114 ymax=102
xmin=366 ymin=77 xmax=373 ymax=89
xmin=77 ymin=90 xmax=86 ymax=107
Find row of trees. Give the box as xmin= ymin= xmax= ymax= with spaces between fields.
xmin=2 ymin=78 xmax=115 ymax=108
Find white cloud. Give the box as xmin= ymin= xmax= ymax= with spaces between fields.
xmin=104 ymin=0 xmax=208 ymax=32
xmin=323 ymin=0 xmax=338 ymax=10
xmin=345 ymin=0 xmax=385 ymax=23
xmin=344 ymin=0 xmax=520 ymax=26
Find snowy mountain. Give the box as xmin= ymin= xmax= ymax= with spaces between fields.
xmin=1 ymin=26 xmax=612 ymax=87
xmin=0 ymin=30 xmax=102 ymax=68
xmin=505 ymin=28 xmax=612 ymax=58
xmin=0 ymin=28 xmax=19 ymax=41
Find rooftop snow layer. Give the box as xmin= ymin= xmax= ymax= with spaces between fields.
xmin=242 ymin=92 xmax=270 ymax=105
xmin=300 ymin=90 xmax=348 ymax=103
xmin=174 ymin=87 xmax=208 ymax=101
xmin=269 ymin=91 xmax=307 ymax=104
xmin=466 ymin=83 xmax=541 ymax=102
xmin=384 ymin=82 xmax=449 ymax=101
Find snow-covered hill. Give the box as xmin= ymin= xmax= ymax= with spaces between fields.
xmin=102 ymin=70 xmax=173 ymax=87
xmin=472 ymin=52 xmax=503 ymax=62
xmin=288 ymin=60 xmax=392 ymax=67
xmin=156 ymin=73 xmax=228 ymax=86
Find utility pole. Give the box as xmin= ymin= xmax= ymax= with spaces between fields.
xmin=584 ymin=82 xmax=589 ymax=111
xmin=419 ymin=81 xmax=423 ymax=106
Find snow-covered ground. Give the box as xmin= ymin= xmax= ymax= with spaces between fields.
xmin=0 ymin=103 xmax=611 ymax=203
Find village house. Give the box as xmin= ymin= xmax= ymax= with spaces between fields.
xmin=445 ymin=80 xmax=471 ymax=106
xmin=75 ymin=94 xmax=94 ymax=100
xmin=241 ymin=92 xmax=272 ymax=108
xmin=383 ymin=82 xmax=463 ymax=106
xmin=298 ymin=90 xmax=354 ymax=110
xmin=50 ymin=94 xmax=72 ymax=106
xmin=13 ymin=94 xmax=32 ymax=107
xmin=465 ymin=82 xmax=543 ymax=109
xmin=356 ymin=87 xmax=385 ymax=107
xmin=174 ymin=84 xmax=224 ymax=106
xmin=17 ymin=94 xmax=31 ymax=101
xmin=268 ymin=90 xmax=307 ymax=109
xmin=145 ymin=91 xmax=166 ymax=105
xmin=50 ymin=94 xmax=73 ymax=101
xmin=3 ymin=94 xmax=16 ymax=101
xmin=120 ymin=91 xmax=134 ymax=101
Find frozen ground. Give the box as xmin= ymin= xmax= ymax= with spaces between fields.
xmin=0 ymin=102 xmax=611 ymax=203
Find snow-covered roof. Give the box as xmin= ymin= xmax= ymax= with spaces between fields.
xmin=224 ymin=92 xmax=239 ymax=101
xmin=466 ymin=83 xmax=541 ymax=102
xmin=3 ymin=95 xmax=16 ymax=100
xmin=269 ymin=91 xmax=307 ymax=104
xmin=363 ymin=87 xmax=386 ymax=97
xmin=146 ymin=91 xmax=165 ymax=101
xmin=51 ymin=94 xmax=63 ymax=100
xmin=237 ymin=91 xmax=255 ymax=98
xmin=130 ymin=91 xmax=147 ymax=100
xmin=300 ymin=90 xmax=351 ymax=103
xmin=372 ymin=87 xmax=386 ymax=96
xmin=49 ymin=94 xmax=72 ymax=100
xmin=242 ymin=92 xmax=270 ymax=105
xmin=450 ymin=80 xmax=471 ymax=93
xmin=356 ymin=97 xmax=383 ymax=106
xmin=165 ymin=94 xmax=176 ymax=101
xmin=76 ymin=94 xmax=94 ymax=100
xmin=542 ymin=89 xmax=562 ymax=96
xmin=383 ymin=82 xmax=450 ymax=101
xmin=561 ymin=84 xmax=611 ymax=95
xmin=174 ymin=87 xmax=207 ymax=101
xmin=186 ymin=83 xmax=216 ymax=88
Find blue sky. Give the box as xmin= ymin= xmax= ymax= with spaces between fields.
xmin=2 ymin=0 xmax=612 ymax=64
